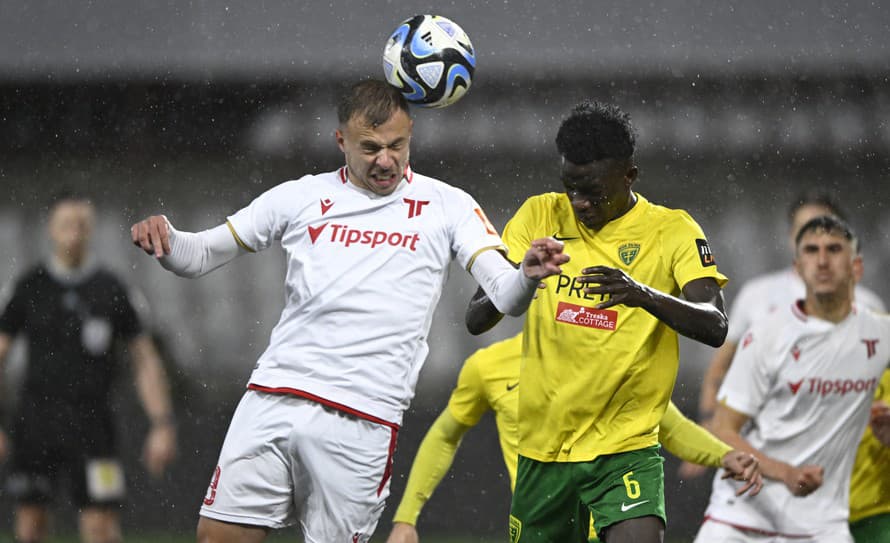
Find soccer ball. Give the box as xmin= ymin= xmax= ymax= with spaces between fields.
xmin=383 ymin=15 xmax=476 ymax=108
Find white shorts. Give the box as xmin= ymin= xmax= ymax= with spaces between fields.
xmin=694 ymin=516 xmax=853 ymax=543
xmin=199 ymin=389 xmax=398 ymax=542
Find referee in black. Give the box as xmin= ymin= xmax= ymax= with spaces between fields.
xmin=0 ymin=192 xmax=177 ymax=543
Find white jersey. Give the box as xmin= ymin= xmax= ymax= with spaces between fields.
xmin=726 ymin=267 xmax=885 ymax=344
xmin=226 ymin=166 xmax=503 ymax=425
xmin=706 ymin=301 xmax=890 ymax=537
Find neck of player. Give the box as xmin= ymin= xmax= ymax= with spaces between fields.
xmin=804 ymin=290 xmax=853 ymax=323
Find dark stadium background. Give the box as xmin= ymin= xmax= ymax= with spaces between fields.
xmin=1 ymin=1 xmax=889 ymax=541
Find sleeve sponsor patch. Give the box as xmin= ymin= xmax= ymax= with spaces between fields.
xmin=696 ymin=238 xmax=716 ymax=267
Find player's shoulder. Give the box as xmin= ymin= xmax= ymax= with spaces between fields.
xmin=855 ymin=303 xmax=890 ymax=327
xmin=89 ymin=267 xmax=129 ymax=290
xmin=853 ymin=284 xmax=886 ymax=312
xmin=407 ymin=169 xmax=475 ymax=202
xmin=264 ymin=169 xmax=342 ymax=195
xmin=738 ymin=301 xmax=800 ymax=347
xmin=638 ymin=195 xmax=702 ymax=228
xmin=511 ymin=192 xmax=568 ymax=221
xmin=737 ymin=268 xmax=795 ymax=296
xmin=463 ymin=334 xmax=522 ymax=387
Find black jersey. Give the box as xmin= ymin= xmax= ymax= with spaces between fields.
xmin=0 ymin=263 xmax=143 ymax=413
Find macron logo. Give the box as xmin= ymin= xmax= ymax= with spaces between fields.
xmin=320 ymin=198 xmax=334 ymax=215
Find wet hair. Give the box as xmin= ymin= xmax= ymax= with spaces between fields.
xmin=795 ymin=215 xmax=859 ymax=253
xmin=555 ymin=101 xmax=636 ymax=164
xmin=788 ymin=189 xmax=845 ymax=223
xmin=336 ymin=79 xmax=411 ymax=127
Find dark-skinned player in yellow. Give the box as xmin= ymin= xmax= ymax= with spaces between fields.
xmin=464 ymin=101 xmax=730 ymax=543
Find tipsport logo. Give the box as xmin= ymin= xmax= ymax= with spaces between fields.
xmin=787 ymin=376 xmax=879 ymax=396
xmin=307 ymin=222 xmax=421 ymax=251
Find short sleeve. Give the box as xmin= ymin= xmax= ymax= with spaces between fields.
xmin=717 ymin=329 xmax=771 ymax=417
xmin=449 ymin=189 xmax=505 ymax=271
xmin=447 ymin=354 xmax=490 ymax=427
xmin=500 ymin=197 xmax=539 ymax=263
xmin=663 ymin=212 xmax=728 ymax=291
xmin=227 ymin=181 xmax=301 ymax=252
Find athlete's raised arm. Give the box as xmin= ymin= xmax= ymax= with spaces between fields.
xmin=131 ymin=216 xmax=245 ymax=277
xmin=466 ymin=239 xmax=567 ymax=326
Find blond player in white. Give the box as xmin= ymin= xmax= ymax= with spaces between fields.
xmin=130 ymin=80 xmax=569 ymax=543
xmin=694 ymin=215 xmax=890 ymax=543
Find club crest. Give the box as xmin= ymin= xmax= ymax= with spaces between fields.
xmin=618 ymin=243 xmax=640 ymax=265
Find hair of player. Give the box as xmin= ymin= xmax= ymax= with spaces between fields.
xmin=794 ymin=215 xmax=859 ymax=253
xmin=555 ymin=101 xmax=636 ymax=165
xmin=787 ymin=189 xmax=846 ymax=223
xmin=336 ymin=79 xmax=411 ymax=128
xmin=47 ymin=189 xmax=93 ymax=214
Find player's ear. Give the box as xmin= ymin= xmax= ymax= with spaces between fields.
xmin=852 ymin=254 xmax=864 ymax=283
xmin=624 ymin=165 xmax=638 ymax=186
xmin=335 ymin=129 xmax=346 ymax=152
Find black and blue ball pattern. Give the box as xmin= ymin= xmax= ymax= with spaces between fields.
xmin=383 ymin=15 xmax=476 ymax=108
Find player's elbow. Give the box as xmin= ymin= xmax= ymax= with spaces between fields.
xmin=466 ymin=314 xmax=503 ymax=335
xmin=702 ymin=316 xmax=728 ymax=348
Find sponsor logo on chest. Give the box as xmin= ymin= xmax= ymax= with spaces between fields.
xmin=308 ymin=222 xmax=420 ymax=251
xmin=306 ymin=195 xmax=430 ymax=251
xmin=554 ymin=301 xmax=618 ymax=330
xmin=787 ymin=376 xmax=878 ymax=397
xmin=785 ymin=338 xmax=882 ymax=396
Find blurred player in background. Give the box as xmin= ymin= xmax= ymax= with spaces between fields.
xmin=693 ymin=190 xmax=884 ymax=440
xmin=0 ymin=192 xmax=177 ymax=543
xmin=385 ymin=333 xmax=762 ymax=543
xmin=130 ymin=79 xmax=567 ymax=543
xmin=686 ymin=191 xmax=890 ymax=541
xmin=694 ymin=215 xmax=890 ymax=542
xmin=465 ymin=101 xmax=729 ymax=543
xmin=848 ymin=372 xmax=890 ymax=543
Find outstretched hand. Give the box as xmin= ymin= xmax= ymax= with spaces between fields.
xmin=576 ymin=266 xmax=651 ymax=309
xmin=521 ymin=238 xmax=569 ymax=281
xmin=131 ymin=215 xmax=172 ymax=258
xmin=720 ymin=451 xmax=763 ymax=496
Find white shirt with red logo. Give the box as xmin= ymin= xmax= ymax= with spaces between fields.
xmin=726 ymin=267 xmax=885 ymax=344
xmin=706 ymin=301 xmax=890 ymax=537
xmin=226 ymin=166 xmax=503 ymax=425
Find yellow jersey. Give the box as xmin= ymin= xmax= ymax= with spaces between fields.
xmin=849 ymin=369 xmax=890 ymax=523
xmin=501 ymin=192 xmax=727 ymax=462
xmin=446 ymin=333 xmax=731 ymax=491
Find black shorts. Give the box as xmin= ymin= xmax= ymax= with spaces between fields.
xmin=6 ymin=403 xmax=124 ymax=507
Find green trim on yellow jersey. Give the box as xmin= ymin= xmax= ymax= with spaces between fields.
xmin=849 ymin=369 xmax=890 ymax=523
xmin=503 ymin=192 xmax=727 ymax=462
xmin=226 ymin=220 xmax=256 ymax=253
